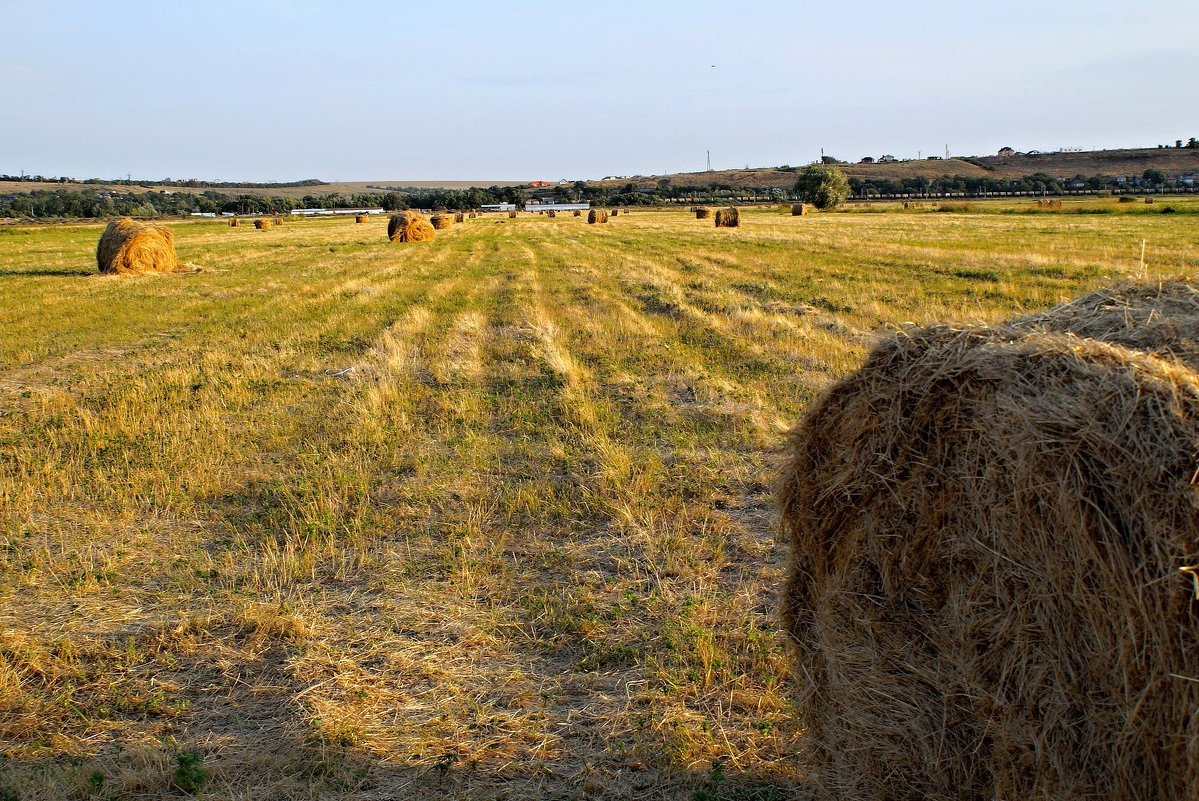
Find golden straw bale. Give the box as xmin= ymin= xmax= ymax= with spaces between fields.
xmin=611 ymin=209 xmax=619 ymax=216
xmin=546 ymin=210 xmax=556 ymax=218
xmin=695 ymin=207 xmax=712 ymax=219
xmin=509 ymin=210 xmax=518 ymax=218
xmin=229 ymin=217 xmax=239 ymax=227
xmin=1146 ymin=197 xmax=1155 ymax=204
xmin=778 ymin=280 xmax=1199 ymax=801
xmin=254 ymin=218 xmax=268 ymax=229
xmin=469 ymin=211 xmax=477 ymax=219
xmin=355 ymin=214 xmax=367 ymax=223
xmin=387 ymin=211 xmax=435 ymax=243
xmin=573 ymin=209 xmax=582 ymax=217
xmin=791 ymin=203 xmax=808 ymax=216
xmin=587 ymin=209 xmax=609 ymax=224
xmin=455 ymin=212 xmax=465 ymax=223
xmin=714 ymin=207 xmax=739 ymax=227
xmin=96 ymin=218 xmax=179 ymax=275
xmin=430 ymin=214 xmax=452 ymax=230
xmin=272 ymin=216 xmax=283 ymax=226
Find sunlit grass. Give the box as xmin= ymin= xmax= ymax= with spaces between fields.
xmin=1 ymin=207 xmax=1195 ymax=799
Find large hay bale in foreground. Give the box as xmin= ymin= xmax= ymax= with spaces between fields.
xmin=587 ymin=209 xmax=608 ymax=224
xmin=254 ymin=218 xmax=268 ymax=229
xmin=779 ymin=281 xmax=1199 ymax=801
xmin=695 ymin=207 xmax=712 ymax=219
xmin=714 ymin=207 xmax=739 ymax=227
xmin=430 ymin=214 xmax=452 ymax=230
xmin=387 ymin=211 xmax=435 ymax=243
xmin=96 ymin=218 xmax=179 ymax=275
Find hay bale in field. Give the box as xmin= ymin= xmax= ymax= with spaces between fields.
xmin=387 ymin=211 xmax=435 ymax=243
xmin=611 ymin=209 xmax=619 ymax=216
xmin=96 ymin=218 xmax=179 ymax=275
xmin=469 ymin=211 xmax=477 ymax=219
xmin=587 ymin=209 xmax=608 ymax=224
xmin=546 ymin=210 xmax=556 ymax=218
xmin=272 ymin=216 xmax=283 ymax=226
xmin=695 ymin=207 xmax=712 ymax=219
xmin=254 ymin=218 xmax=268 ymax=229
xmin=355 ymin=214 xmax=367 ymax=223
xmin=714 ymin=207 xmax=739 ymax=227
xmin=573 ymin=209 xmax=582 ymax=217
xmin=509 ymin=210 xmax=518 ymax=219
xmin=778 ymin=280 xmax=1199 ymax=801
xmin=1146 ymin=197 xmax=1156 ymax=204
xmin=430 ymin=214 xmax=452 ymax=230
xmin=455 ymin=212 xmax=465 ymax=223
xmin=791 ymin=203 xmax=808 ymax=216
xmin=229 ymin=217 xmax=239 ymax=227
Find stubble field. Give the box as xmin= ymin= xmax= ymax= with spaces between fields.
xmin=1 ymin=204 xmax=1196 ymax=799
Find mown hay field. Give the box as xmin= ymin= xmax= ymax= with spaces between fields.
xmin=1 ymin=207 xmax=1196 ymax=800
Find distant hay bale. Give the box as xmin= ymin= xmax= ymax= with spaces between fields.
xmin=509 ymin=210 xmax=518 ymax=219
xmin=229 ymin=218 xmax=239 ymax=227
xmin=903 ymin=201 xmax=911 ymax=209
xmin=587 ymin=209 xmax=609 ymax=224
xmin=573 ymin=209 xmax=582 ymax=217
xmin=546 ymin=210 xmax=556 ymax=218
xmin=387 ymin=211 xmax=435 ymax=243
xmin=714 ymin=207 xmax=740 ymax=227
xmin=791 ymin=203 xmax=808 ymax=216
xmin=254 ymin=218 xmax=268 ymax=229
xmin=611 ymin=209 xmax=619 ymax=216
xmin=469 ymin=211 xmax=477 ymax=219
xmin=778 ymin=280 xmax=1199 ymax=801
xmin=430 ymin=214 xmax=452 ymax=230
xmin=695 ymin=207 xmax=712 ymax=219
xmin=455 ymin=212 xmax=465 ymax=223
xmin=1146 ymin=197 xmax=1156 ymax=204
xmin=272 ymin=216 xmax=283 ymax=226
xmin=96 ymin=218 xmax=179 ymax=275
xmin=355 ymin=214 xmax=367 ymax=223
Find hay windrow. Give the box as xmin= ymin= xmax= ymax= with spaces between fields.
xmin=387 ymin=211 xmax=436 ymax=243
xmin=96 ymin=218 xmax=179 ymax=275
xmin=778 ymin=280 xmax=1199 ymax=801
xmin=714 ymin=207 xmax=739 ymax=227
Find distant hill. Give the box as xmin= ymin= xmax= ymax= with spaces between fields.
xmin=596 ymin=147 xmax=1199 ymax=190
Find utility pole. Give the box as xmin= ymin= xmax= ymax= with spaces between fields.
xmin=706 ymin=150 xmax=711 ymax=171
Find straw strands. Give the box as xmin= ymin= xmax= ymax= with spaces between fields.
xmin=387 ymin=211 xmax=436 ymax=243
xmin=96 ymin=218 xmax=179 ymax=275
xmin=714 ymin=207 xmax=739 ymax=227
xmin=778 ymin=281 xmax=1199 ymax=801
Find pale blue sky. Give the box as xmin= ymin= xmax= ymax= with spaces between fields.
xmin=3 ymin=1 xmax=1196 ymax=182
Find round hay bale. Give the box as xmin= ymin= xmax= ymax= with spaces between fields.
xmin=611 ymin=209 xmax=619 ymax=216
xmin=355 ymin=214 xmax=367 ymax=223
xmin=1146 ymin=197 xmax=1155 ymax=204
xmin=430 ymin=214 xmax=452 ymax=230
xmin=96 ymin=218 xmax=179 ymax=275
xmin=254 ymin=218 xmax=268 ymax=229
xmin=272 ymin=216 xmax=284 ymax=226
xmin=778 ymin=280 xmax=1199 ymax=801
xmin=387 ymin=211 xmax=435 ymax=243
xmin=229 ymin=217 xmax=239 ymax=227
xmin=454 ymin=212 xmax=465 ymax=223
xmin=469 ymin=211 xmax=477 ymax=219
xmin=791 ymin=203 xmax=808 ymax=216
xmin=509 ymin=210 xmax=518 ymax=219
xmin=546 ymin=210 xmax=556 ymax=218
xmin=573 ymin=209 xmax=582 ymax=217
xmin=714 ymin=207 xmax=739 ymax=227
xmin=695 ymin=207 xmax=712 ymax=219
xmin=587 ymin=209 xmax=608 ymax=224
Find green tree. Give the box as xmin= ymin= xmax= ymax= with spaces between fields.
xmin=795 ymin=164 xmax=850 ymax=209
xmin=1143 ymin=169 xmax=1166 ymax=187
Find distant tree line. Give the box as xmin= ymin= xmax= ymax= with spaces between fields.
xmin=0 ymin=174 xmax=328 ymax=190
xmin=848 ymin=169 xmax=1191 ymax=197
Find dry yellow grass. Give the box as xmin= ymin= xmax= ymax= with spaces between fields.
xmin=2 ymin=206 xmax=1197 ymax=799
